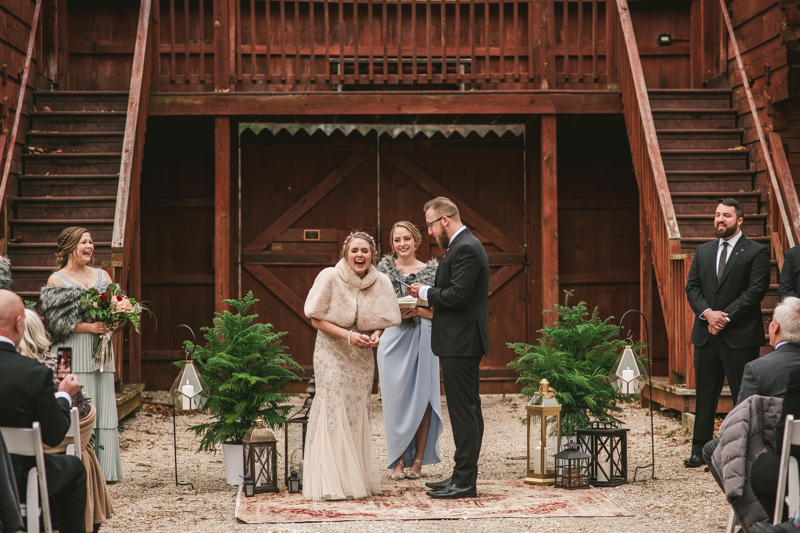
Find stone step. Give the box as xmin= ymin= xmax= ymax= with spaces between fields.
xmin=26 ymin=132 xmax=124 ymax=153
xmin=30 ymin=111 xmax=126 ymax=132
xmin=9 ymin=219 xmax=114 ymax=242
xmin=22 ymin=152 xmax=121 ymax=174
xmin=34 ymin=91 xmax=129 ymax=112
xmin=17 ymin=174 xmax=120 ymax=197
xmin=11 ymin=196 xmax=117 ymax=219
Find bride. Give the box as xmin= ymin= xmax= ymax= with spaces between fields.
xmin=302 ymin=231 xmax=401 ymax=501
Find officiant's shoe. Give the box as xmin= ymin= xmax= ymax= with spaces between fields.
xmin=424 ymin=477 xmax=452 ymax=490
xmin=683 ymin=454 xmax=704 ymax=468
xmin=426 ymin=483 xmax=477 ymax=499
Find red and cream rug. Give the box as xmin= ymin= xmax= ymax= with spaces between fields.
xmin=235 ymin=480 xmax=630 ymax=523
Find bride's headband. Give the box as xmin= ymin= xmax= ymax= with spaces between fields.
xmin=342 ymin=231 xmax=376 ymax=252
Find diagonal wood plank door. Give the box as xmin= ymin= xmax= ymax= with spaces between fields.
xmin=379 ymin=136 xmax=527 ymax=393
xmin=240 ymin=134 xmax=377 ymax=388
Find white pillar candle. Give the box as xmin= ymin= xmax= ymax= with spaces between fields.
xmin=597 ymin=460 xmax=610 ymax=482
xmin=533 ymin=442 xmax=542 ymax=474
xmin=621 ymin=368 xmax=635 ymax=394
xmin=181 ymin=381 xmax=194 ymax=410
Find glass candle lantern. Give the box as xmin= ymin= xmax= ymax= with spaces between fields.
xmin=243 ymin=418 xmax=279 ymax=494
xmin=610 ymin=345 xmax=647 ymax=396
xmin=284 ymin=376 xmax=315 ymax=487
xmin=576 ymin=419 xmax=630 ymax=487
xmin=554 ymin=443 xmax=591 ymax=490
xmin=525 ymin=379 xmax=562 ymax=485
xmin=168 ymin=360 xmax=209 ymax=411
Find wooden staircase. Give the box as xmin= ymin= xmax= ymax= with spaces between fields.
xmin=8 ymin=92 xmax=127 ymax=300
xmin=649 ymin=88 xmax=779 ymax=360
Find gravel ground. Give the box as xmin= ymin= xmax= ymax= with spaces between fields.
xmin=103 ymin=393 xmax=730 ymax=533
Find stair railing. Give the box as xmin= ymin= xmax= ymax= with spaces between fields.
xmin=0 ymin=0 xmax=42 ymax=253
xmin=608 ymin=0 xmax=693 ymax=384
xmin=718 ymin=0 xmax=800 ymax=260
xmin=109 ymin=0 xmax=153 ymax=384
xmin=768 ymin=132 xmax=800 ymax=270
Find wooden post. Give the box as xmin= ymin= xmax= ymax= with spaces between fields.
xmin=215 ymin=117 xmax=232 ymax=312
xmin=540 ymin=116 xmax=559 ymax=325
xmin=526 ymin=119 xmax=543 ymax=338
xmin=639 ymin=189 xmax=652 ymax=376
xmin=214 ymin=0 xmax=230 ymax=90
xmin=690 ymin=0 xmax=703 ymax=88
xmin=541 ymin=0 xmax=556 ymax=89
xmin=605 ymin=0 xmax=617 ymax=90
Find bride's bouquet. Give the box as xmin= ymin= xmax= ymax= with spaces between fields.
xmin=79 ymin=284 xmax=146 ymax=371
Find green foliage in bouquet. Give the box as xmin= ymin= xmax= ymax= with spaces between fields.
xmin=184 ymin=292 xmax=303 ymax=452
xmin=507 ymin=291 xmax=643 ymax=437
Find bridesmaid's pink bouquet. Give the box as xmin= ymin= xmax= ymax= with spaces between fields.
xmin=79 ymin=283 xmax=146 ymax=371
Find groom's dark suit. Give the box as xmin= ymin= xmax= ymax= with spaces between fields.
xmin=685 ymin=234 xmax=771 ymax=454
xmin=426 ymin=227 xmax=490 ymax=489
xmin=0 ymin=340 xmax=86 ymax=533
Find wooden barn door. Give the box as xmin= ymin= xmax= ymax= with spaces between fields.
xmin=240 ymin=135 xmax=378 ymax=387
xmin=379 ymin=137 xmax=527 ymax=393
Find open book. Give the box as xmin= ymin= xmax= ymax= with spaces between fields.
xmin=398 ymin=295 xmax=429 ymax=309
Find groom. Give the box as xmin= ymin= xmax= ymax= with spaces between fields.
xmin=408 ymin=196 xmax=490 ymax=499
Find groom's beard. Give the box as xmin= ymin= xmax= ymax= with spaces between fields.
xmin=436 ymin=231 xmax=449 ymax=249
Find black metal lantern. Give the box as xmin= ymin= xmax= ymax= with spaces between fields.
xmin=576 ymin=419 xmax=630 ymax=486
xmin=287 ymin=469 xmax=301 ymax=494
xmin=242 ymin=474 xmax=255 ymax=497
xmin=284 ymin=376 xmax=315 ymax=487
xmin=554 ymin=443 xmax=590 ymax=490
xmin=243 ymin=419 xmax=279 ymax=494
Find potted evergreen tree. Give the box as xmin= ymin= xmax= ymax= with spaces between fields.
xmin=183 ymin=292 xmax=303 ymax=485
xmin=507 ymin=291 xmax=641 ymax=437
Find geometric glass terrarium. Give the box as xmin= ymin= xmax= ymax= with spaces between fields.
xmin=168 ymin=360 xmax=210 ymax=411
xmin=525 ymin=379 xmax=562 ymax=486
xmin=610 ymin=345 xmax=647 ymax=396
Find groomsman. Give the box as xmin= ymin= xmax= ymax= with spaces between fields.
xmin=684 ymin=198 xmax=771 ymax=468
xmin=778 ymin=245 xmax=800 ymax=301
xmin=408 ymin=196 xmax=490 ymax=499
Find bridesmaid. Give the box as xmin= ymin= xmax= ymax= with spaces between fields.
xmin=40 ymin=227 xmax=122 ymax=482
xmin=377 ymin=221 xmax=442 ymax=480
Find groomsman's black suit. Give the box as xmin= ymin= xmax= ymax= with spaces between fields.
xmin=685 ymin=234 xmax=771 ymax=456
xmin=0 ymin=340 xmax=86 ymax=533
xmin=426 ymin=227 xmax=490 ymax=490
xmin=778 ymin=245 xmax=800 ymax=301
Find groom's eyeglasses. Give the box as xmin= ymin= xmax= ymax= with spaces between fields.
xmin=426 ymin=215 xmax=447 ymax=229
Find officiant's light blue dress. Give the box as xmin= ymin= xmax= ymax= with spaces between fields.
xmin=377 ymin=256 xmax=442 ymax=468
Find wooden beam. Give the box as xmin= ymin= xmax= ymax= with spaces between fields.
xmin=381 ymin=152 xmax=523 ymax=253
xmin=148 ymin=92 xmax=623 ymax=116
xmin=243 ymin=150 xmax=375 ymax=252
xmin=639 ymin=190 xmax=653 ymax=363
xmin=214 ymin=0 xmax=230 ymax=91
xmin=525 ymin=120 xmax=541 ymax=341
xmin=488 ymin=265 xmax=523 ymax=296
xmin=540 ymin=115 xmax=558 ymax=326
xmin=215 ymin=117 xmax=231 ymax=312
xmin=243 ymin=264 xmax=312 ymax=326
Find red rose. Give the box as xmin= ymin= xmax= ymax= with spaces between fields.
xmin=117 ymin=296 xmax=122 ymax=301
xmin=99 ymin=294 xmax=107 ymax=303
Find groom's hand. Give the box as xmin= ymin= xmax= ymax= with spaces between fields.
xmin=407 ymin=283 xmax=422 ymax=298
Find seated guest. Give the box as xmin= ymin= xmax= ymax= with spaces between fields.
xmin=750 ymin=368 xmax=800 ymax=528
xmin=17 ymin=309 xmax=113 ymax=532
xmin=705 ymin=296 xmax=800 ymax=469
xmin=0 ymin=254 xmax=9 ymax=290
xmin=755 ymin=516 xmax=800 ymax=533
xmin=779 ymin=245 xmax=800 ymax=301
xmin=0 ymin=289 xmax=87 ymax=533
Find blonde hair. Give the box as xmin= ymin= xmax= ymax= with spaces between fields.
xmin=18 ymin=309 xmax=53 ymax=362
xmin=340 ymin=231 xmax=379 ymax=266
xmin=55 ymin=227 xmax=92 ymax=270
xmin=423 ymin=197 xmax=461 ymax=222
xmin=389 ymin=221 xmax=422 ymax=258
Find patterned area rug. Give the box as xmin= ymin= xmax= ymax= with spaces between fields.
xmin=235 ymin=480 xmax=630 ymax=523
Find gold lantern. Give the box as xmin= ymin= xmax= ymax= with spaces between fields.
xmin=610 ymin=345 xmax=647 ymax=395
xmin=525 ymin=379 xmax=562 ymax=485
xmin=242 ymin=418 xmax=279 ymax=494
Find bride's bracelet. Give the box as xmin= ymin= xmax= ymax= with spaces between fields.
xmin=347 ymin=330 xmax=353 ymax=345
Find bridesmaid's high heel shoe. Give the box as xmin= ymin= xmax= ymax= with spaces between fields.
xmin=406 ymin=458 xmax=423 ymax=479
xmin=391 ymin=457 xmax=406 ymax=480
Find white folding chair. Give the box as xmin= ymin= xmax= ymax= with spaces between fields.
xmin=775 ymin=414 xmax=800 ymax=524
xmin=64 ymin=407 xmax=81 ymax=460
xmin=0 ymin=422 xmax=53 ymax=533
xmin=726 ymin=508 xmax=739 ymax=533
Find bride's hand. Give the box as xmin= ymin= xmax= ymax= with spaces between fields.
xmin=349 ymin=331 xmax=371 ymax=349
xmin=369 ymin=331 xmax=382 ymax=347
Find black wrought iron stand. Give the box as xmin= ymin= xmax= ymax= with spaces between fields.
xmin=171 ymin=323 xmax=196 ymax=490
xmin=619 ymin=309 xmax=656 ymax=481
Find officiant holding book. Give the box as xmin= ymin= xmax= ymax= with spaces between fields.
xmin=408 ymin=197 xmax=491 ymax=500
xmin=377 ymin=221 xmax=442 ymax=481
